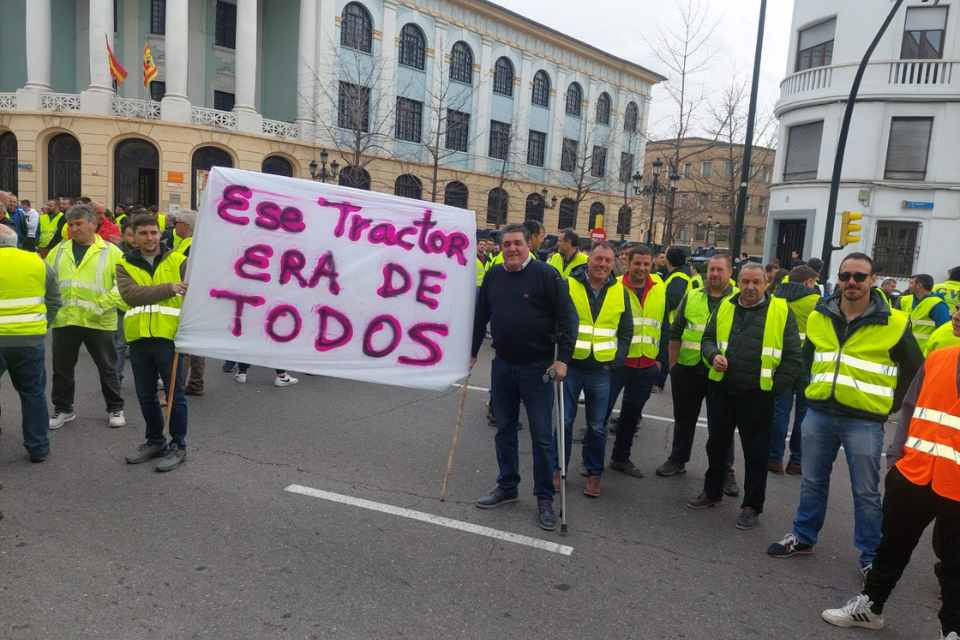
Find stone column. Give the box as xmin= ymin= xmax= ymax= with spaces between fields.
xmin=471 ymin=36 xmax=493 ymax=172
xmin=296 ymin=0 xmax=318 ymax=136
xmin=377 ymin=0 xmax=398 ymax=151
xmin=313 ymin=0 xmax=337 ymax=140
xmin=548 ymin=68 xmax=567 ymax=171
xmin=510 ymin=52 xmax=534 ymax=162
xmin=80 ymin=0 xmax=115 ymax=114
xmin=160 ymin=0 xmax=191 ymax=122
xmin=233 ymin=0 xmax=262 ymax=132
xmin=428 ymin=20 xmax=447 ymax=151
xmin=17 ymin=0 xmax=52 ymax=110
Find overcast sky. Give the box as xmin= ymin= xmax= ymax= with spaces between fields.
xmin=493 ymin=0 xmax=795 ymax=141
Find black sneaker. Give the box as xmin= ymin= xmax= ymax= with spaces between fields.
xmin=537 ymin=499 xmax=557 ymax=531
xmin=475 ymin=487 xmax=518 ymax=509
xmin=609 ymin=459 xmax=645 ymax=478
xmin=221 ymin=361 xmax=236 ymax=373
xmin=29 ymin=451 xmax=48 ymax=463
xmin=736 ymin=506 xmax=759 ymax=530
xmin=723 ymin=469 xmax=740 ymax=497
xmin=155 ymin=446 xmax=186 ymax=472
xmin=686 ymin=492 xmax=721 ymax=510
xmin=655 ymin=459 xmax=686 ymax=477
xmin=767 ymin=533 xmax=815 ymax=558
xmin=126 ymin=442 xmax=167 ymax=465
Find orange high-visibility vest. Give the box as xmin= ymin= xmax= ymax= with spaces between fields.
xmin=897 ymin=345 xmax=960 ymax=501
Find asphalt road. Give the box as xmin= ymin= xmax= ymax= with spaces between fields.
xmin=0 ymin=345 xmax=943 ymax=639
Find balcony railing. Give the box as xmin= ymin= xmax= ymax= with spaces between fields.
xmin=262 ymin=118 xmax=300 ymax=139
xmin=112 ymin=97 xmax=161 ymax=120
xmin=40 ymin=93 xmax=80 ymax=112
xmin=778 ymin=59 xmax=958 ymax=108
xmin=0 ymin=93 xmax=15 ymax=111
xmin=191 ymin=106 xmax=238 ymax=130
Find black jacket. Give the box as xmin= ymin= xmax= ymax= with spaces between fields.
xmin=702 ymin=293 xmax=804 ymax=394
xmin=665 ymin=264 xmax=694 ymax=316
xmin=802 ymin=290 xmax=924 ymax=423
xmin=774 ymin=280 xmax=821 ymax=304
xmin=567 ymin=265 xmax=633 ymax=370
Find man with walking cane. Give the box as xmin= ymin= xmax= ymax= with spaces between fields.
xmin=116 ymin=214 xmax=189 ymax=472
xmin=471 ymin=223 xmax=576 ymax=531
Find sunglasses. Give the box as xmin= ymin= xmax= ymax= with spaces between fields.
xmin=838 ymin=272 xmax=870 ymax=283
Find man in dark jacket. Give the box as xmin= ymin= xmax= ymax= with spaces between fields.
xmin=472 ymin=224 xmax=577 ymax=532
xmin=688 ymin=263 xmax=804 ymax=530
xmin=555 ymin=243 xmax=632 ymax=498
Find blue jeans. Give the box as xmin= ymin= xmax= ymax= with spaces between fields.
xmin=769 ymin=390 xmax=806 ymax=465
xmin=792 ymin=407 xmax=883 ymax=567
xmin=491 ymin=358 xmax=555 ymax=500
xmin=130 ymin=339 xmax=188 ymax=449
xmin=555 ymin=365 xmax=610 ymax=476
xmin=0 ymin=344 xmax=49 ymax=456
xmin=114 ymin=311 xmax=128 ymax=384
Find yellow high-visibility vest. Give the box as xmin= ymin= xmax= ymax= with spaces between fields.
xmin=547 ymin=251 xmax=588 ymax=280
xmin=924 ymin=322 xmax=960 ymax=357
xmin=933 ymin=280 xmax=960 ymax=315
xmin=121 ymin=253 xmax=186 ymax=342
xmin=37 ymin=211 xmax=64 ymax=248
xmin=568 ymin=277 xmax=625 ymax=362
xmin=909 ymin=295 xmax=945 ymax=351
xmin=622 ymin=275 xmax=666 ymax=359
xmin=708 ymin=296 xmax=790 ymax=391
xmin=47 ymin=236 xmax=125 ymax=331
xmin=0 ymin=248 xmax=47 ymax=336
xmin=677 ymin=287 xmax=737 ymax=367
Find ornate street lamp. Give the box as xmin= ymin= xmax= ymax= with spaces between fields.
xmin=633 ymin=158 xmax=680 ymax=245
xmin=308 ymin=148 xmax=341 ymax=183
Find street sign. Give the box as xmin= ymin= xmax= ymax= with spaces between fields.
xmin=590 ymin=228 xmax=607 ymax=242
xmin=16 ymin=162 xmax=32 ymax=170
xmin=902 ymin=201 xmax=933 ymax=210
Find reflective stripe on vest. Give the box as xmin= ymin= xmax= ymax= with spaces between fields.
xmin=896 ymin=346 xmax=960 ymax=500
xmin=707 ymin=296 xmax=790 ymax=390
xmin=677 ymin=288 xmax=736 ymax=367
xmin=910 ymin=295 xmax=943 ymax=349
xmin=804 ymin=307 xmax=909 ymax=415
xmin=121 ymin=253 xmax=186 ymax=342
xmin=622 ymin=276 xmax=666 ymax=359
xmin=49 ymin=238 xmax=120 ymax=330
xmin=665 ymin=270 xmax=691 ymax=323
xmin=568 ymin=278 xmax=625 ymax=362
xmin=547 ymin=251 xmax=587 ymax=280
xmin=924 ymin=322 xmax=960 ymax=357
xmin=0 ymin=248 xmax=48 ymax=336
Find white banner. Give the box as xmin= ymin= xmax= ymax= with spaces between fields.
xmin=176 ymin=167 xmax=476 ymax=390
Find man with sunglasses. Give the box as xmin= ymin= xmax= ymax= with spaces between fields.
xmin=768 ymin=252 xmax=923 ymax=576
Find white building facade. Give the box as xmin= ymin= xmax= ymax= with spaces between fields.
xmin=768 ymin=0 xmax=960 ymax=282
xmin=0 ymin=0 xmax=662 ymax=237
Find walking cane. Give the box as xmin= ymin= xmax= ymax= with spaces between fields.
xmin=545 ymin=368 xmax=568 ymax=535
xmin=440 ymin=372 xmax=471 ymax=501
xmin=162 ymin=352 xmax=180 ymax=438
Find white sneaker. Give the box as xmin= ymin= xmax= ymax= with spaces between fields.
xmin=108 ymin=410 xmax=126 ymax=428
xmin=821 ymin=594 xmax=884 ymax=630
xmin=274 ymin=373 xmax=299 ymax=387
xmin=49 ymin=411 xmax=77 ymax=430
xmin=944 ymin=632 xmax=960 ymax=640
xmin=234 ymin=373 xmax=247 ymax=384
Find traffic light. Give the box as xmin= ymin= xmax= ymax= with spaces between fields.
xmin=839 ymin=211 xmax=863 ymax=246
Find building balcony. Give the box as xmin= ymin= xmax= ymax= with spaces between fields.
xmin=776 ymin=59 xmax=958 ymax=116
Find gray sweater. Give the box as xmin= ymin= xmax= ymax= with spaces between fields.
xmin=0 ymin=261 xmax=62 ymax=347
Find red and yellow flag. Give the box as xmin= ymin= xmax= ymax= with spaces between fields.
xmin=143 ymin=44 xmax=158 ymax=88
xmin=106 ymin=35 xmax=127 ymax=85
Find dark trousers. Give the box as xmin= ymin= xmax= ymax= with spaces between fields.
xmin=51 ymin=326 xmax=123 ymax=413
xmin=491 ymin=358 xmax=555 ymax=500
xmin=0 ymin=344 xmax=49 ymax=456
xmin=130 ymin=339 xmax=187 ymax=449
xmin=610 ymin=365 xmax=660 ymax=464
xmin=668 ymin=364 xmax=734 ymax=468
xmin=229 ymin=361 xmax=285 ymax=375
xmin=864 ymin=468 xmax=960 ymax=634
xmin=186 ymin=355 xmax=205 ymax=391
xmin=704 ymin=385 xmax=774 ymax=512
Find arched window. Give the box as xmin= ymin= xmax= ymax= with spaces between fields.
xmin=624 ymin=101 xmax=639 ymax=133
xmin=531 ymin=70 xmax=550 ymax=107
xmin=589 ymin=202 xmax=606 ymax=229
xmin=493 ymin=57 xmax=514 ymax=97
xmin=339 ymin=165 xmax=371 ymax=190
xmin=486 ymin=188 xmax=508 ymax=225
xmin=449 ymin=41 xmax=474 ymax=85
xmin=341 ymin=2 xmax=372 ymax=53
xmin=596 ymin=92 xmax=611 ymax=125
xmin=444 ymin=181 xmax=469 ymax=209
xmin=565 ymin=82 xmax=582 ymax=117
xmin=0 ymin=132 xmax=18 ymax=194
xmin=115 ymin=138 xmax=159 ymax=208
xmin=558 ymin=198 xmax=577 ymax=229
xmin=191 ymin=145 xmax=233 ymax=208
xmin=525 ymin=193 xmax=545 ymax=223
xmin=48 ymin=133 xmax=82 ymax=200
xmin=617 ymin=205 xmax=632 ymax=236
xmin=262 ymin=155 xmax=293 ymax=177
xmin=399 ymin=23 xmax=426 ymax=70
xmin=394 ymin=174 xmax=422 ymax=200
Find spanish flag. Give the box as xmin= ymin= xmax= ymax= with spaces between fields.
xmin=143 ymin=44 xmax=158 ymax=88
xmin=106 ymin=35 xmax=127 ymax=86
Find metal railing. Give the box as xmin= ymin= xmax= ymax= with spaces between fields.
xmin=112 ymin=97 xmax=161 ymax=120
xmin=191 ymin=105 xmax=238 ymax=130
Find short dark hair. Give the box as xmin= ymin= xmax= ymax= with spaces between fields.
xmin=789 ymin=265 xmax=820 ymax=283
xmin=772 ymin=268 xmax=790 ymax=284
xmin=21 ymin=199 xmax=30 ymax=207
xmin=912 ymin=274 xmax=934 ymax=291
xmin=666 ymin=246 xmax=685 ymax=267
xmin=131 ymin=213 xmax=160 ymax=231
xmin=840 ymin=252 xmax=875 ymax=274
xmin=78 ymin=196 xmax=92 ymax=205
xmin=560 ymin=228 xmax=579 ymax=245
xmin=949 ymin=265 xmax=960 ymax=281
xmin=501 ymin=223 xmax=530 ymax=242
xmin=708 ymin=253 xmax=733 ymax=268
xmin=522 ymin=219 xmax=544 ymax=238
xmin=806 ymin=257 xmax=824 ymax=273
xmin=591 ymin=240 xmax=616 ymax=255
xmin=628 ymin=244 xmax=653 ymax=264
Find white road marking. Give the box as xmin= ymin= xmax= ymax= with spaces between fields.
xmin=284 ymin=484 xmax=575 ymax=557
xmin=453 ymin=383 xmax=708 ymax=426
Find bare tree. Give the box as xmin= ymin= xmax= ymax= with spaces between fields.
xmin=559 ymin=118 xmax=623 ymax=231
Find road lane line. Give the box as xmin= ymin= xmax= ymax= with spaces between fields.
xmin=453 ymin=383 xmax=708 ymax=426
xmin=284 ymin=484 xmax=575 ymax=556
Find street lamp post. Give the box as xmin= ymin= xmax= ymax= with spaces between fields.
xmin=633 ymin=158 xmax=679 ymax=246
xmin=308 ymin=148 xmax=340 ymax=183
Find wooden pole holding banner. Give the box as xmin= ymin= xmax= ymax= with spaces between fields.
xmin=440 ymin=373 xmax=471 ymax=501
xmin=163 ymin=352 xmax=181 ymax=438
